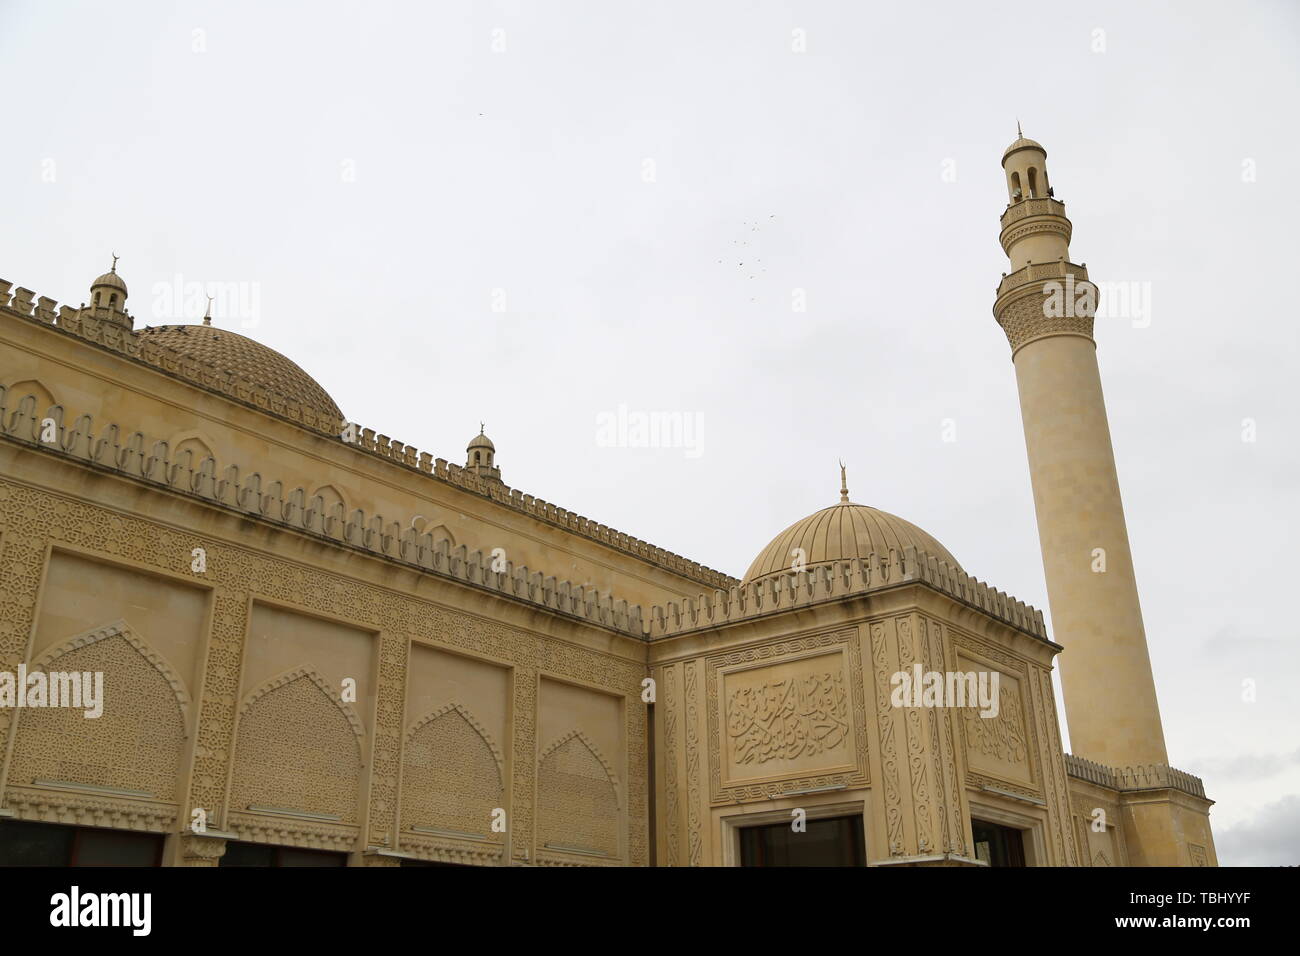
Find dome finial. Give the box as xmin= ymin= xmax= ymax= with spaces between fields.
xmin=203 ymin=294 xmax=214 ymax=326
xmin=1016 ymin=118 xmax=1022 ymax=139
xmin=480 ymin=421 xmax=485 ymax=435
xmin=839 ymin=459 xmax=850 ymax=504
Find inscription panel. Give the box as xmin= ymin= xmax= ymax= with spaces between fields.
xmin=707 ymin=629 xmax=868 ymax=804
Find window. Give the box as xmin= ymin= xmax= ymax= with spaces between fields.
xmin=1027 ymin=167 xmax=1038 ymax=199
xmin=0 ymin=821 xmax=162 ymax=866
xmin=1010 ymin=171 xmax=1022 ymax=200
xmin=218 ymin=840 xmax=347 ymax=867
xmin=972 ymin=819 xmax=1026 ymax=867
xmin=738 ymin=814 xmax=865 ymax=867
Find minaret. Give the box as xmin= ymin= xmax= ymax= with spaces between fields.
xmin=992 ymin=134 xmax=1168 ymax=769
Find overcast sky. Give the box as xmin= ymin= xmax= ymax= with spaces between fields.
xmin=3 ymin=0 xmax=1297 ymax=865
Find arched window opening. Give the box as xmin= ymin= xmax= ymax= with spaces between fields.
xmin=1010 ymin=171 xmax=1022 ymax=201
xmin=474 ymin=451 xmax=480 ymax=465
xmin=1027 ymin=167 xmax=1038 ymax=199
xmin=94 ymin=292 xmax=101 ymax=307
xmin=109 ymin=294 xmax=117 ymax=308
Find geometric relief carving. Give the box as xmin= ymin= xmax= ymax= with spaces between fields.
xmin=1093 ymin=850 xmax=1111 ymax=867
xmin=1189 ymin=844 xmax=1208 ymax=867
xmin=537 ymin=730 xmax=620 ymax=858
xmin=0 ymin=479 xmax=650 ymax=866
xmin=9 ymin=621 xmax=188 ymax=802
xmin=230 ymin=668 xmax=364 ymax=824
xmin=401 ymin=702 xmax=504 ymax=841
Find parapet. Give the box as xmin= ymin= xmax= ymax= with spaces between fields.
xmin=1064 ymin=753 xmax=1208 ymax=801
xmin=0 ymin=386 xmax=647 ymax=640
xmin=2 ymin=384 xmax=1054 ymax=648
xmin=0 ymin=276 xmax=737 ymax=592
xmin=643 ymin=543 xmax=1049 ymax=642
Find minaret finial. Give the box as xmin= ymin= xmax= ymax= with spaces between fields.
xmin=839 ymin=459 xmax=850 ymax=504
xmin=1016 ymin=118 xmax=1023 ymax=139
xmin=110 ymin=252 xmax=119 ymax=274
xmin=203 ymin=294 xmax=214 ymax=326
xmin=480 ymin=421 xmax=485 ymax=435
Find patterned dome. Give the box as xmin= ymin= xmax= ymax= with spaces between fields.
xmin=92 ymin=270 xmax=128 ymax=295
xmin=139 ymin=324 xmax=343 ymax=421
xmin=743 ymin=499 xmax=962 ymax=585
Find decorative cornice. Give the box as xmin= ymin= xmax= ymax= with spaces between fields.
xmin=0 ymin=282 xmax=735 ymax=592
xmin=992 ymin=260 xmax=1096 ymax=353
xmin=1063 ymin=753 xmax=1207 ymax=800
xmin=0 ymin=387 xmax=1049 ymax=645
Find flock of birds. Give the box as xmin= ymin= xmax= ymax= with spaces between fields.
xmin=719 ymin=214 xmax=776 ymax=301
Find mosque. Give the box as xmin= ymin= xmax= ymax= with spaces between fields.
xmin=0 ymin=136 xmax=1216 ymax=866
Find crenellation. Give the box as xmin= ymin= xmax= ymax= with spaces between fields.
xmin=35 ymin=296 xmax=58 ymax=324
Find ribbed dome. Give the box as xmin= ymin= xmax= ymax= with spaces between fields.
xmin=139 ymin=324 xmax=343 ymax=421
xmin=1002 ymin=136 xmax=1045 ymax=164
xmin=743 ymin=500 xmax=962 ymax=585
xmin=92 ymin=271 xmax=128 ymax=294
xmin=468 ymin=429 xmax=495 ymax=452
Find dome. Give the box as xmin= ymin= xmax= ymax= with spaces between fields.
xmin=743 ymin=483 xmax=962 ymax=585
xmin=138 ymin=324 xmax=343 ymax=421
xmin=468 ymin=428 xmax=495 ymax=452
xmin=1002 ymin=136 xmax=1045 ymax=165
xmin=92 ymin=270 xmax=128 ymax=295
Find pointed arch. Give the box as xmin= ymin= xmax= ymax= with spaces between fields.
xmin=311 ymin=483 xmax=349 ymax=515
xmin=401 ymin=702 xmax=506 ymax=839
xmin=405 ymin=701 xmax=504 ymax=771
xmin=30 ymin=619 xmax=190 ymax=724
xmin=9 ymin=620 xmax=189 ymax=801
xmin=5 ymin=379 xmax=57 ymax=417
xmin=537 ymin=729 xmax=622 ymax=857
xmin=426 ymin=524 xmax=455 ymax=547
xmin=539 ymin=728 xmax=621 ymax=802
xmin=167 ymin=429 xmax=218 ymax=468
xmin=230 ymin=666 xmax=365 ymax=824
xmin=237 ymin=665 xmax=364 ymax=739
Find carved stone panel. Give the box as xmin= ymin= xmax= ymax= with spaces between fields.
xmin=707 ymin=629 xmax=868 ymax=804
xmin=954 ymin=649 xmax=1035 ymax=790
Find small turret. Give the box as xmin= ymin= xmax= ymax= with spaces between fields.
xmin=88 ymin=254 xmax=131 ymax=328
xmin=466 ymin=423 xmax=501 ymax=481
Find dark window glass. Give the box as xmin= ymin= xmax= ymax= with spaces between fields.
xmin=738 ymin=814 xmax=864 ymax=867
xmin=972 ymin=819 xmax=1027 ymax=867
xmin=0 ymin=820 xmax=76 ymax=866
xmin=71 ymin=828 xmax=163 ymax=866
xmin=219 ymin=841 xmax=346 ymax=867
xmin=0 ymin=821 xmax=161 ymax=866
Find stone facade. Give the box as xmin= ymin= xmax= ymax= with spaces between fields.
xmin=0 ymin=135 xmax=1216 ymax=867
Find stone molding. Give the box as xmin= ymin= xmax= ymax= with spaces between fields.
xmin=0 ymin=287 xmax=734 ymax=592
xmin=0 ymin=387 xmax=1047 ymax=644
xmin=1063 ymin=753 xmax=1207 ymax=800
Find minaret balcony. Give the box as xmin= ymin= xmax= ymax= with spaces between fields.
xmin=999 ymin=197 xmax=1072 ymax=255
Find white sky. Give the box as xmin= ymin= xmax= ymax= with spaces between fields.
xmin=3 ymin=0 xmax=1297 ymax=865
